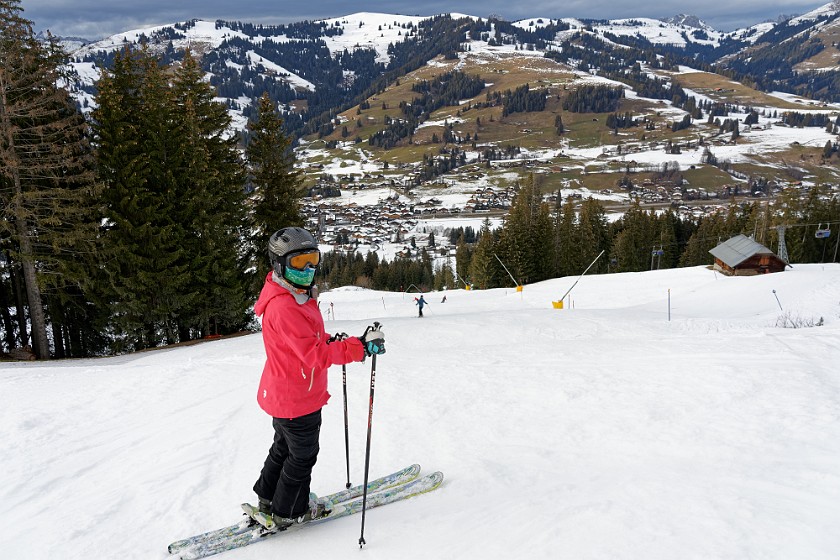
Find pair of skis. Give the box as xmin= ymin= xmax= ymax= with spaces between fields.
xmin=167 ymin=464 xmax=443 ymax=559
xmin=169 ymin=322 xmax=431 ymax=558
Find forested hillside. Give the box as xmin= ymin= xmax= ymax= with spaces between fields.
xmin=67 ymin=6 xmax=840 ymax=143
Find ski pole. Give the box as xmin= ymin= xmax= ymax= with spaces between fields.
xmin=359 ymin=321 xmax=381 ymax=548
xmin=342 ymin=363 xmax=351 ymax=489
xmin=329 ymin=332 xmax=352 ymax=489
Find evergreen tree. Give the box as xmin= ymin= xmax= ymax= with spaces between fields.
xmin=530 ymin=183 xmax=556 ymax=282
xmin=499 ymin=183 xmax=533 ymax=285
xmin=610 ymin=201 xmax=654 ymax=271
xmin=0 ymin=254 xmax=18 ymax=352
xmin=0 ymin=0 xmax=102 ymax=358
xmin=362 ymin=251 xmax=380 ymax=280
xmin=435 ymin=259 xmax=455 ymax=290
xmin=94 ymin=47 xmax=186 ymax=350
xmin=680 ymin=212 xmax=728 ymax=267
xmin=419 ymin=248 xmax=434 ymax=290
xmin=455 ymin=233 xmax=472 ymax=285
xmin=498 ymin=174 xmax=553 ymax=284
xmin=469 ymin=219 xmax=499 ymax=289
xmin=170 ymin=50 xmax=249 ymax=338
xmin=577 ymin=198 xmax=611 ymax=274
xmin=655 ymin=211 xmax=679 ymax=270
xmin=94 ymin=47 xmax=248 ymax=350
xmin=743 ymin=201 xmax=771 ymax=247
xmin=554 ymin=197 xmax=578 ymax=277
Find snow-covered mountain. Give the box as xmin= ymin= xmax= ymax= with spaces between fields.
xmin=57 ymin=5 xmax=840 ymax=199
xmin=556 ymin=15 xmax=726 ymax=47
xmin=66 ymin=14 xmax=447 ymax=131
xmin=71 ymin=14 xmax=431 ymax=63
xmin=791 ymin=1 xmax=840 ymax=24
xmin=63 ymin=3 xmax=840 ymax=129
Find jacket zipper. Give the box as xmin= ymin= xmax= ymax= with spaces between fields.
xmin=302 ymin=367 xmax=315 ymax=391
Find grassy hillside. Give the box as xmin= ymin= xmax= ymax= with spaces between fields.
xmin=298 ymin=48 xmax=840 ymax=210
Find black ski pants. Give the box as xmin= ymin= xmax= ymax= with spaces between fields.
xmin=253 ymin=409 xmax=321 ymax=518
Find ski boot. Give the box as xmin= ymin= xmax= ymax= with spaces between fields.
xmin=275 ymin=492 xmax=333 ymax=526
xmin=248 ymin=493 xmax=333 ymax=533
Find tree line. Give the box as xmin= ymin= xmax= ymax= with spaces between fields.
xmin=368 ymin=70 xmax=485 ymax=149
xmin=316 ymin=175 xmax=840 ymax=293
xmin=1 ymin=2 xmax=303 ymax=358
xmin=562 ymin=84 xmax=624 ymax=113
xmin=501 ymin=84 xmax=547 ymax=116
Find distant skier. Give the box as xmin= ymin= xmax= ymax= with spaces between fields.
xmin=441 ymin=295 xmax=447 ymax=303
xmin=251 ymin=227 xmax=385 ymax=530
xmin=416 ymin=294 xmax=427 ymax=317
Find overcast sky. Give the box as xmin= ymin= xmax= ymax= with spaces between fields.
xmin=20 ymin=0 xmax=831 ymax=39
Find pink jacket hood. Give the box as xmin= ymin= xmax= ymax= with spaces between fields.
xmin=254 ymin=273 xmax=364 ymax=419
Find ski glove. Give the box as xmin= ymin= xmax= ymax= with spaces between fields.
xmin=359 ymin=328 xmax=385 ymax=356
xmin=328 ymin=332 xmax=349 ymax=343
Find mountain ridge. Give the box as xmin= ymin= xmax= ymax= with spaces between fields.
xmin=61 ymin=6 xmax=840 ymax=209
xmin=65 ymin=5 xmax=840 ymax=111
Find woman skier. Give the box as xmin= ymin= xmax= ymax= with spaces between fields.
xmin=251 ymin=227 xmax=385 ymax=530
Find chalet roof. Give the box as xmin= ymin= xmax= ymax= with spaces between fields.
xmin=709 ymin=234 xmax=776 ymax=267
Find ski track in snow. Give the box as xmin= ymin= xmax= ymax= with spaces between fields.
xmin=2 ymin=265 xmax=840 ymax=559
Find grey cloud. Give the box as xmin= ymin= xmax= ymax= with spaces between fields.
xmin=19 ymin=0 xmax=830 ymax=39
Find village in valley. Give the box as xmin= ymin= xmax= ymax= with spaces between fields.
xmin=63 ymin=8 xmax=840 ymax=268
xmin=295 ymin=98 xmax=840 ymax=263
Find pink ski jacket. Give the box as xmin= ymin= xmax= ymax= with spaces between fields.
xmin=254 ymin=273 xmax=365 ymax=419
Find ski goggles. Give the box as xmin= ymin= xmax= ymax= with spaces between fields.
xmin=287 ymin=250 xmax=321 ymax=270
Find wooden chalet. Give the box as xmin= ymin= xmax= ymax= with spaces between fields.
xmin=709 ymin=235 xmax=788 ymax=276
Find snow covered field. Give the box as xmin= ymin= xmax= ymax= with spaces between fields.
xmin=2 ymin=264 xmax=840 ymax=559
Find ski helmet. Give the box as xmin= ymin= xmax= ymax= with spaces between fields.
xmin=268 ymin=227 xmax=320 ymax=289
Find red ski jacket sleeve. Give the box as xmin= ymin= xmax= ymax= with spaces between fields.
xmin=254 ymin=273 xmax=365 ymax=419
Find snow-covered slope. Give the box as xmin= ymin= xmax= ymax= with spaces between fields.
xmin=73 ymin=19 xmax=248 ymax=57
xmin=316 ymin=13 xmax=431 ymax=64
xmin=791 ymin=2 xmax=840 ymax=25
xmin=72 ymin=13 xmax=440 ymax=61
xmin=69 ymin=13 xmax=433 ymax=71
xmin=2 ymin=264 xmax=840 ymax=559
xmin=727 ymin=21 xmax=777 ymax=44
xmin=65 ymin=14 xmax=435 ymax=118
xmin=63 ymin=10 xmax=738 ymax=87
xmin=512 ymin=12 xmax=729 ymax=47
xmin=574 ymin=16 xmax=725 ymax=47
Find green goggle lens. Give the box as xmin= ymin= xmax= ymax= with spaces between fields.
xmin=284 ymin=266 xmax=316 ymax=287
